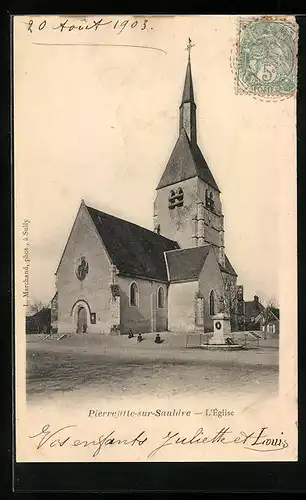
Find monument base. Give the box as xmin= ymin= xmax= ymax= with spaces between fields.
xmin=199 ymin=312 xmax=242 ymax=349
xmin=200 ymin=343 xmax=243 ymax=350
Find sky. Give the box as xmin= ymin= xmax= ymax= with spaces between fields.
xmin=14 ymin=15 xmax=296 ymax=307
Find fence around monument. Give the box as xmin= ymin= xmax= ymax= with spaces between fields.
xmin=185 ymin=331 xmax=262 ymax=349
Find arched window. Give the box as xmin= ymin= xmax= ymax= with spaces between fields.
xmin=157 ymin=286 xmax=165 ymax=308
xmin=209 ymin=192 xmax=215 ymax=211
xmin=168 ymin=188 xmax=184 ymax=209
xmin=209 ymin=290 xmax=215 ymax=316
xmin=168 ymin=190 xmax=176 ymax=209
xmin=129 ymin=282 xmax=139 ymax=307
xmin=205 ymin=189 xmax=210 ymax=208
xmin=176 ymin=187 xmax=184 ymax=206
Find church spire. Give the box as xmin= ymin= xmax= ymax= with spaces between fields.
xmin=179 ymin=39 xmax=197 ymax=144
xmin=156 ymin=40 xmax=220 ymax=193
xmin=181 ymin=38 xmax=195 ymax=104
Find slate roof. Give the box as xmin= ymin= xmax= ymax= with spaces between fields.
xmin=249 ymin=305 xmax=280 ymax=322
xmin=87 ymin=205 xmax=179 ymax=281
xmin=156 ymin=129 xmax=220 ymax=192
xmin=181 ymin=59 xmax=195 ymax=104
xmin=165 ymin=245 xmax=236 ymax=282
xmin=32 ymin=307 xmax=51 ymax=320
xmin=270 ymin=307 xmax=280 ymax=320
xmin=219 ymin=255 xmax=238 ymax=277
xmin=244 ymin=299 xmax=265 ymax=322
xmin=210 ymin=246 xmax=237 ymax=276
xmin=165 ymin=246 xmax=211 ymax=282
xmin=27 ymin=308 xmax=51 ymax=324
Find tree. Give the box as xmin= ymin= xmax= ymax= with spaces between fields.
xmin=26 ymin=300 xmax=51 ymax=334
xmin=261 ymin=296 xmax=279 ymax=338
xmin=28 ymin=300 xmax=48 ymax=316
xmin=218 ymin=277 xmax=238 ymax=330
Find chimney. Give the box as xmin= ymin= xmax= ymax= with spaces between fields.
xmin=253 ymin=295 xmax=260 ymax=312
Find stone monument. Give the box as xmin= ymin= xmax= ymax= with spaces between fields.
xmin=200 ymin=296 xmax=242 ymax=350
xmin=210 ymin=312 xmax=231 ymax=344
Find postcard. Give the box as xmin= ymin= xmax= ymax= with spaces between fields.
xmin=14 ymin=14 xmax=298 ymax=462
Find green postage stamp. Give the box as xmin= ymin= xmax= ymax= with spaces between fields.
xmin=236 ymin=18 xmax=298 ymax=98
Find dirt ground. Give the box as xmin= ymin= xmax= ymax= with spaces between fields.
xmin=26 ymin=332 xmax=279 ymax=401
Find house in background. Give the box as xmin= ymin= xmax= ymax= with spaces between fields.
xmin=26 ymin=308 xmax=51 ymax=335
xmin=257 ymin=306 xmax=280 ymax=337
xmin=244 ymin=295 xmax=279 ymax=336
xmin=244 ymin=295 xmax=264 ymax=331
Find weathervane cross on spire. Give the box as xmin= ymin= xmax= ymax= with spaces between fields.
xmin=185 ymin=37 xmax=195 ymax=60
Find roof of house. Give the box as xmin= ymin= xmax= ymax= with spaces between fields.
xmin=87 ymin=205 xmax=179 ymax=282
xmin=156 ymin=129 xmax=220 ymax=192
xmin=165 ymin=245 xmax=211 ymax=282
xmin=244 ymin=299 xmax=265 ymax=321
xmin=29 ymin=308 xmax=51 ymax=322
xmin=256 ymin=306 xmax=280 ymax=322
xmin=270 ymin=307 xmax=280 ymax=320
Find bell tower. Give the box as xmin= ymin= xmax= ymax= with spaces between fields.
xmin=153 ymin=40 xmax=225 ymax=266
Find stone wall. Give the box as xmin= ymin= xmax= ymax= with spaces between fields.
xmin=198 ymin=247 xmax=225 ymax=331
xmin=168 ymin=280 xmax=198 ymax=332
xmin=154 ymin=177 xmax=198 ymax=248
xmin=57 ymin=204 xmax=118 ymax=334
xmin=197 ymin=179 xmax=223 ymax=248
xmin=118 ymin=276 xmax=168 ymax=334
xmin=153 ymin=177 xmax=224 ymax=250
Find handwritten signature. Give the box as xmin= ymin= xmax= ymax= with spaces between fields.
xmin=148 ymin=426 xmax=289 ymax=458
xmin=29 ymin=424 xmax=289 ymax=459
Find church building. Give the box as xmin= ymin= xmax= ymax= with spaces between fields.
xmin=53 ymin=48 xmax=241 ymax=336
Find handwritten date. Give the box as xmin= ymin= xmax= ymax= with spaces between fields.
xmin=26 ymin=18 xmax=149 ymax=36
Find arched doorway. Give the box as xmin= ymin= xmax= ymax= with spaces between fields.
xmin=77 ymin=306 xmax=87 ymax=333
